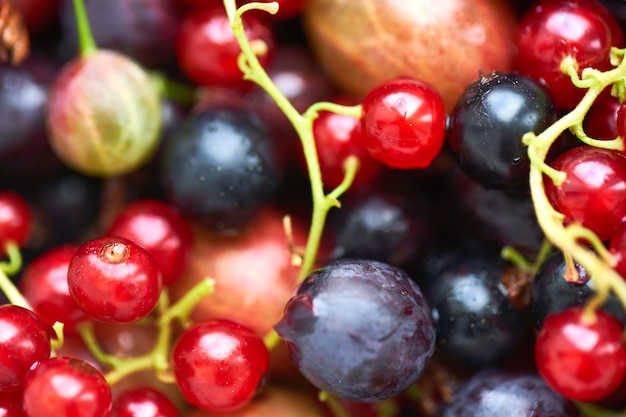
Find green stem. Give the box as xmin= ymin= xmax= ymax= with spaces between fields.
xmin=526 ymin=50 xmax=626 ymax=318
xmin=224 ymin=0 xmax=361 ymax=282
xmin=149 ymin=71 xmax=198 ymax=105
xmin=0 ymin=243 xmax=29 ymax=309
xmin=72 ymin=0 xmax=97 ymax=57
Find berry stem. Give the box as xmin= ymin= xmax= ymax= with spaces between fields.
xmin=72 ymin=0 xmax=97 ymax=58
xmin=224 ymin=0 xmax=361 ymax=282
xmin=77 ymin=280 xmax=216 ymax=386
xmin=149 ymin=71 xmax=198 ymax=105
xmin=525 ymin=48 xmax=626 ymax=317
xmin=0 ymin=242 xmax=30 ymax=309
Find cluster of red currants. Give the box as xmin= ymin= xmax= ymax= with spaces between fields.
xmin=2 ymin=0 xmax=626 ymax=416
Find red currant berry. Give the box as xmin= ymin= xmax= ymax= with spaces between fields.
xmin=22 ymin=356 xmax=111 ymax=417
xmin=535 ymin=307 xmax=626 ymax=402
xmin=0 ymin=390 xmax=24 ymax=416
xmin=105 ymin=199 xmax=193 ymax=285
xmin=584 ymin=89 xmax=620 ymax=140
xmin=172 ymin=319 xmax=269 ymax=412
xmin=360 ymin=77 xmax=446 ymax=169
xmin=68 ymin=236 xmax=163 ymax=324
xmin=175 ymin=5 xmax=275 ymax=90
xmin=0 ymin=190 xmax=32 ymax=257
xmin=110 ymin=386 xmax=179 ymax=417
xmin=0 ymin=305 xmax=52 ymax=392
xmin=19 ymin=244 xmax=86 ymax=332
xmin=609 ymin=220 xmax=626 ymax=279
xmin=516 ymin=0 xmax=624 ymax=110
xmin=546 ymin=146 xmax=626 ymax=241
xmin=309 ymin=102 xmax=382 ymax=190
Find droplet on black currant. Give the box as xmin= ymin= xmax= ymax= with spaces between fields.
xmin=160 ymin=106 xmax=282 ymax=234
xmin=448 ymin=72 xmax=556 ymax=191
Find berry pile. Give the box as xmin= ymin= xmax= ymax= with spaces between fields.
xmin=1 ymin=0 xmax=626 ymax=416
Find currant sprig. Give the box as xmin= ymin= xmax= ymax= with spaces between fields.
xmin=223 ymin=0 xmax=361 ymax=282
xmin=77 ymin=278 xmax=215 ymax=386
xmin=524 ymin=46 xmax=626 ymax=322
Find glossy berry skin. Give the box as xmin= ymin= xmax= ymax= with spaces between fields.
xmin=360 ymin=77 xmax=446 ymax=169
xmin=68 ymin=236 xmax=163 ymax=323
xmin=423 ymin=253 xmax=529 ymax=368
xmin=0 ymin=390 xmax=24 ymax=416
xmin=161 ymin=107 xmax=281 ymax=234
xmin=19 ymin=244 xmax=86 ymax=332
xmin=515 ymin=0 xmax=624 ymax=110
xmin=546 ymin=146 xmax=626 ymax=241
xmin=535 ymin=307 xmax=626 ymax=402
xmin=175 ymin=5 xmax=275 ymax=89
xmin=0 ymin=190 xmax=32 ymax=256
xmin=22 ymin=356 xmax=112 ymax=417
xmin=106 ymin=199 xmax=193 ymax=285
xmin=275 ymin=259 xmax=435 ymax=402
xmin=110 ymin=387 xmax=180 ymax=417
xmin=448 ymin=72 xmax=556 ymax=191
xmin=531 ymin=251 xmax=625 ymax=328
xmin=0 ymin=305 xmax=51 ymax=391
xmin=310 ymin=106 xmax=382 ymax=190
xmin=172 ymin=319 xmax=269 ymax=412
xmin=440 ymin=371 xmax=581 ymax=416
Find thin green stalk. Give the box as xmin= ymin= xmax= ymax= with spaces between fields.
xmin=223 ymin=0 xmax=361 ymax=282
xmin=72 ymin=0 xmax=97 ymax=57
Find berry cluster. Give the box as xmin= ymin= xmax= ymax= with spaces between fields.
xmin=1 ymin=0 xmax=626 ymax=416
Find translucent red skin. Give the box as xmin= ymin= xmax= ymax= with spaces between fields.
xmin=360 ymin=77 xmax=446 ymax=169
xmin=19 ymin=244 xmax=86 ymax=331
xmin=175 ymin=5 xmax=275 ymax=89
xmin=0 ymin=305 xmax=51 ymax=391
xmin=0 ymin=190 xmax=32 ymax=256
xmin=0 ymin=390 xmax=24 ymax=416
xmin=172 ymin=319 xmax=269 ymax=412
xmin=515 ymin=0 xmax=624 ymax=111
xmin=68 ymin=236 xmax=163 ymax=324
xmin=535 ymin=307 xmax=626 ymax=402
xmin=22 ymin=356 xmax=112 ymax=417
xmin=310 ymin=109 xmax=382 ymax=190
xmin=110 ymin=387 xmax=180 ymax=417
xmin=546 ymin=146 xmax=626 ymax=241
xmin=106 ymin=199 xmax=193 ymax=285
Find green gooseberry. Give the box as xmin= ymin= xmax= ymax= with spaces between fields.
xmin=47 ymin=49 xmax=162 ymax=177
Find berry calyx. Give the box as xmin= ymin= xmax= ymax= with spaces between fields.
xmin=68 ymin=236 xmax=163 ymax=323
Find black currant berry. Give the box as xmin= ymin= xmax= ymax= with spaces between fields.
xmin=531 ymin=251 xmax=626 ymax=329
xmin=423 ymin=252 xmax=529 ymax=368
xmin=160 ymin=106 xmax=281 ymax=233
xmin=275 ymin=259 xmax=435 ymax=402
xmin=448 ymin=72 xmax=556 ymax=191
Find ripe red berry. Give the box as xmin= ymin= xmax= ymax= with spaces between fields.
xmin=19 ymin=244 xmax=86 ymax=331
xmin=360 ymin=77 xmax=446 ymax=169
xmin=0 ymin=305 xmax=52 ymax=392
xmin=68 ymin=236 xmax=163 ymax=324
xmin=172 ymin=319 xmax=269 ymax=412
xmin=310 ymin=104 xmax=382 ymax=190
xmin=535 ymin=307 xmax=626 ymax=402
xmin=515 ymin=0 xmax=624 ymax=110
xmin=22 ymin=356 xmax=111 ymax=417
xmin=0 ymin=190 xmax=32 ymax=257
xmin=110 ymin=386 xmax=179 ymax=417
xmin=546 ymin=146 xmax=626 ymax=241
xmin=105 ymin=199 xmax=193 ymax=285
xmin=0 ymin=390 xmax=24 ymax=416
xmin=175 ymin=5 xmax=275 ymax=90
